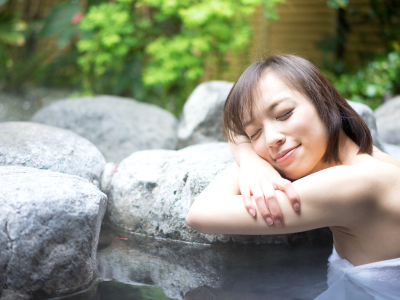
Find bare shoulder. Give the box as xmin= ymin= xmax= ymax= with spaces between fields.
xmin=351 ymin=155 xmax=400 ymax=195
xmin=293 ymin=155 xmax=400 ymax=207
xmin=372 ymin=146 xmax=400 ymax=168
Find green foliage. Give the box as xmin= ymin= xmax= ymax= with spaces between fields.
xmin=316 ymin=0 xmax=400 ymax=109
xmin=77 ymin=0 xmax=284 ymax=114
xmin=0 ymin=0 xmax=10 ymax=7
xmin=39 ymin=2 xmax=81 ymax=48
xmin=325 ymin=0 xmax=348 ymax=9
xmin=0 ymin=9 xmax=26 ymax=77
xmin=328 ymin=51 xmax=400 ymax=109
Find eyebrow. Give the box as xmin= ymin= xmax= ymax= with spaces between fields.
xmin=242 ymin=97 xmax=289 ymax=128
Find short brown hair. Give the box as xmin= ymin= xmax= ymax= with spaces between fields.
xmin=223 ymin=54 xmax=373 ymax=163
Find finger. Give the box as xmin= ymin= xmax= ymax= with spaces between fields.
xmin=262 ymin=184 xmax=283 ymax=227
xmin=239 ymin=182 xmax=256 ymax=217
xmin=251 ymin=186 xmax=273 ymax=225
xmin=275 ymin=179 xmax=301 ymax=212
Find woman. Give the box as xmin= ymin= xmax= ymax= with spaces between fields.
xmin=186 ymin=55 xmax=400 ymax=298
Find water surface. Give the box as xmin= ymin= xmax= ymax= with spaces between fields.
xmin=94 ymin=224 xmax=333 ymax=300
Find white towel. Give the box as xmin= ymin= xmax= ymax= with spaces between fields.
xmin=314 ymin=247 xmax=400 ymax=300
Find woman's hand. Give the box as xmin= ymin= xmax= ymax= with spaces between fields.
xmin=230 ymin=136 xmax=300 ymax=227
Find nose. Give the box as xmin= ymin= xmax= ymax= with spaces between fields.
xmin=264 ymin=124 xmax=285 ymax=148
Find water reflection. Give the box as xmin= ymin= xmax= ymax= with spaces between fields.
xmin=95 ymin=224 xmax=332 ymax=300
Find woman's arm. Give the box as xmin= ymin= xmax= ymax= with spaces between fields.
xmin=229 ymin=135 xmax=300 ymax=226
xmin=187 ymin=161 xmax=384 ymax=235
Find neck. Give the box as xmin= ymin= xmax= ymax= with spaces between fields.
xmin=305 ymin=131 xmax=361 ymax=177
xmin=337 ymin=130 xmax=362 ymax=166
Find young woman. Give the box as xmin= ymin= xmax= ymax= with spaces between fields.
xmin=186 ymin=55 xmax=400 ymax=298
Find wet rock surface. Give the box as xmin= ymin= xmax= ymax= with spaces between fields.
xmin=95 ymin=281 xmax=174 ymax=300
xmin=106 ymin=142 xmax=332 ymax=245
xmin=0 ymin=166 xmax=107 ymax=299
xmin=177 ymin=81 xmax=233 ymax=148
xmin=96 ymin=224 xmax=332 ymax=300
xmin=31 ymin=96 xmax=178 ymax=163
xmin=375 ymin=96 xmax=400 ymax=146
xmin=0 ymin=122 xmax=105 ymax=187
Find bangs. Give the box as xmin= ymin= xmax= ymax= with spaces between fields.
xmin=223 ymin=62 xmax=268 ymax=143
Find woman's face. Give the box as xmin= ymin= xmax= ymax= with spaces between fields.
xmin=243 ymin=72 xmax=329 ymax=180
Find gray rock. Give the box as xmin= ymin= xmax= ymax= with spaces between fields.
xmin=31 ymin=96 xmax=178 ymax=163
xmin=347 ymin=100 xmax=385 ymax=151
xmin=375 ymin=96 xmax=400 ymax=146
xmin=107 ymin=143 xmax=331 ymax=245
xmin=382 ymin=143 xmax=400 ymax=163
xmin=107 ymin=143 xmax=233 ymax=244
xmin=0 ymin=122 xmax=105 ymax=187
xmin=178 ymin=81 xmax=234 ymax=148
xmin=0 ymin=166 xmax=107 ymax=298
xmin=100 ymin=162 xmax=118 ymax=195
xmin=0 ymin=87 xmax=73 ymax=122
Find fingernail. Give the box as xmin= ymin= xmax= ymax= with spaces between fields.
xmin=274 ymin=218 xmax=282 ymax=227
xmin=249 ymin=209 xmax=255 ymax=217
xmin=294 ymin=203 xmax=300 ymax=211
xmin=266 ymin=217 xmax=273 ymax=225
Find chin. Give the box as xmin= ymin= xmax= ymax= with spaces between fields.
xmin=280 ymin=169 xmax=308 ymax=181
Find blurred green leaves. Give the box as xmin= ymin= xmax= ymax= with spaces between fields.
xmin=0 ymin=10 xmax=26 ymax=70
xmin=329 ymin=50 xmax=400 ymax=109
xmin=40 ymin=2 xmax=81 ymax=48
xmin=0 ymin=0 xmax=10 ymax=6
xmin=76 ymin=0 xmax=283 ymax=113
xmin=325 ymin=0 xmax=349 ymax=9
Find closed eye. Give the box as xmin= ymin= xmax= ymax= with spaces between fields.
xmin=250 ymin=129 xmax=261 ymax=140
xmin=277 ymin=110 xmax=293 ymax=120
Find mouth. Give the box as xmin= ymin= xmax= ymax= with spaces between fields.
xmin=274 ymin=145 xmax=300 ymax=163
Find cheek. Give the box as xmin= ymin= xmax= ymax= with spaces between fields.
xmin=252 ymin=139 xmax=266 ymax=158
xmin=251 ymin=138 xmax=273 ymax=163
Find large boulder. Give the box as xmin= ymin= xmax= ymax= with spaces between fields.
xmin=177 ymin=81 xmax=386 ymax=151
xmin=31 ymin=96 xmax=178 ymax=163
xmin=177 ymin=81 xmax=233 ymax=148
xmin=106 ymin=143 xmax=331 ymax=245
xmin=347 ymin=100 xmax=385 ymax=151
xmin=0 ymin=87 xmax=72 ymax=122
xmin=375 ymin=96 xmax=400 ymax=145
xmin=0 ymin=122 xmax=105 ymax=187
xmin=381 ymin=142 xmax=400 ymax=164
xmin=0 ymin=166 xmax=107 ymax=299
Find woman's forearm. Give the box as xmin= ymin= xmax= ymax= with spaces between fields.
xmin=187 ymin=161 xmax=380 ymax=236
xmin=229 ymin=135 xmax=269 ymax=166
xmin=228 ymin=134 xmax=300 ymax=224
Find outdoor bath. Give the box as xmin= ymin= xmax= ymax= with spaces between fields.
xmin=1 ymin=79 xmax=400 ymax=299
xmin=1 ymin=0 xmax=400 ymax=297
xmin=94 ymin=223 xmax=332 ymax=300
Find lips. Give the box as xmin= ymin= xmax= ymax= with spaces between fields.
xmin=274 ymin=145 xmax=300 ymax=163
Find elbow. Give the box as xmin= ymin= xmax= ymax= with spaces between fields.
xmin=186 ymin=209 xmax=202 ymax=232
xmin=186 ymin=212 xmax=195 ymax=230
xmin=186 ymin=208 xmax=212 ymax=234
